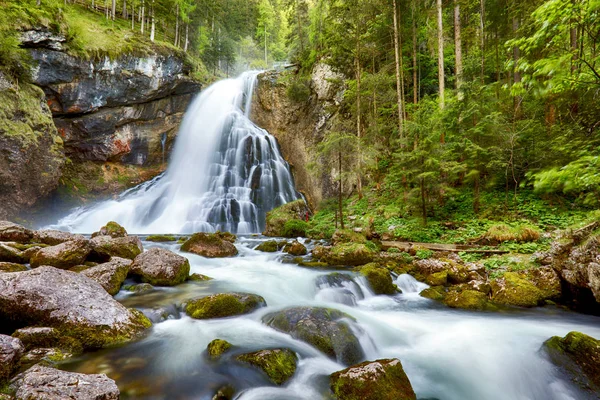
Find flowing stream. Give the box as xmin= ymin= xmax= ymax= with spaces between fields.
xmin=62 ymin=238 xmax=600 ymax=400
xmin=53 ymin=72 xmax=299 ymax=234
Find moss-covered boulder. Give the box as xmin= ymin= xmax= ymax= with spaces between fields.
xmin=419 ymin=286 xmax=446 ymax=301
xmin=12 ymin=327 xmax=82 ymax=354
xmin=0 ymin=262 xmax=27 ymax=272
xmin=426 ymin=271 xmax=448 ymax=286
xmin=443 ymin=289 xmax=497 ymax=311
xmin=283 ymin=241 xmax=308 ymax=256
xmin=490 ymin=270 xmax=559 ymax=308
xmin=90 ymin=235 xmax=143 ymax=261
xmin=543 ymin=331 xmax=600 ymax=393
xmin=332 ymin=229 xmax=366 ymax=245
xmin=33 ymin=230 xmax=85 ymax=246
xmin=185 ymin=293 xmax=266 ymax=319
xmin=30 ymin=238 xmax=91 ymax=269
xmin=207 ymin=339 xmax=232 ymax=360
xmin=130 ymin=248 xmax=190 ymax=286
xmin=0 ymin=266 xmax=151 ymax=349
xmin=236 ymin=348 xmax=298 ymax=385
xmin=0 ymin=221 xmax=33 ymax=243
xmin=263 ymin=200 xmax=310 ymax=237
xmin=321 ymin=243 xmax=376 ymax=267
xmin=81 ymin=257 xmax=131 ymax=295
xmin=0 ymin=243 xmax=25 ymax=264
xmin=360 ymin=264 xmax=398 ymax=295
xmin=91 ymin=221 xmax=128 ymax=238
xmin=180 ymin=233 xmax=238 ymax=258
xmin=255 ymin=240 xmax=279 ymax=252
xmin=0 ymin=334 xmax=24 ymax=382
xmin=145 ymin=235 xmax=177 ymax=242
xmin=262 ymin=307 xmax=364 ymax=365
xmin=330 ymin=359 xmax=416 ymax=400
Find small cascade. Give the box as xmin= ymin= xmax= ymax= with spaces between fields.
xmin=314 ymin=273 xmax=365 ymax=306
xmin=53 ymin=72 xmax=301 ymax=234
xmin=396 ymin=274 xmax=430 ymax=294
xmin=160 ymin=132 xmax=167 ymax=164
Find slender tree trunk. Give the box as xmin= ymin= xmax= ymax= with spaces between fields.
xmin=436 ymin=0 xmax=445 ymax=110
xmin=512 ymin=16 xmax=521 ymax=117
xmin=37 ymin=0 xmax=41 ymax=5
xmin=131 ymin=3 xmax=134 ymax=29
xmin=105 ymin=0 xmax=109 ymax=19
xmin=338 ymin=151 xmax=344 ymax=230
xmin=111 ymin=0 xmax=116 ymax=20
xmin=355 ymin=27 xmax=363 ymax=200
xmin=454 ymin=0 xmax=463 ymax=97
xmin=141 ymin=1 xmax=145 ymax=34
xmin=123 ymin=0 xmax=127 ymax=19
xmin=392 ymin=0 xmax=404 ymax=140
xmin=184 ymin=23 xmax=189 ymax=53
xmin=420 ymin=176 xmax=427 ymax=225
xmin=480 ymin=0 xmax=485 ymax=83
xmin=412 ymin=0 xmax=418 ymax=104
xmin=295 ymin=0 xmax=304 ymax=55
xmin=150 ymin=1 xmax=155 ymax=42
xmin=264 ymin=24 xmax=268 ymax=65
xmin=175 ymin=3 xmax=179 ymax=47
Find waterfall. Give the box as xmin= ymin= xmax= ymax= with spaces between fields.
xmin=53 ymin=72 xmax=300 ymax=234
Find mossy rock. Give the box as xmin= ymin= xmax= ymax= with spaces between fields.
xmin=263 ymin=200 xmax=310 ymax=237
xmin=360 ymin=264 xmax=398 ymax=295
xmin=81 ymin=257 xmax=130 ymax=295
xmin=12 ymin=327 xmax=81 ymax=354
xmin=330 ymin=358 xmax=416 ymax=400
xmin=420 ymin=286 xmax=446 ymax=301
xmin=298 ymin=261 xmax=330 ymax=268
xmin=332 ymin=229 xmax=366 ymax=245
xmin=0 ymin=262 xmax=27 ymax=272
xmin=123 ymin=283 xmax=155 ymax=293
xmin=188 ymin=273 xmax=212 ymax=281
xmin=425 ymin=271 xmax=448 ymax=286
xmin=0 ymin=243 xmax=26 ymax=264
xmin=255 ymin=241 xmax=278 ymax=252
xmin=207 ymin=339 xmax=232 ymax=360
xmin=282 ymin=220 xmax=309 ymax=238
xmin=236 ymin=348 xmax=298 ymax=385
xmin=89 ymin=235 xmax=143 ymax=261
xmin=92 ymin=221 xmax=128 ymax=238
xmin=444 ymin=289 xmax=497 ymax=311
xmin=185 ymin=293 xmax=266 ymax=319
xmin=180 ymin=233 xmax=238 ymax=258
xmin=30 ymin=239 xmax=91 ymax=269
xmin=130 ymin=248 xmax=190 ymax=286
xmin=543 ymin=331 xmax=600 ymax=393
xmin=322 ymin=243 xmax=375 ymax=267
xmin=145 ymin=235 xmax=177 ymax=242
xmin=283 ymin=241 xmax=308 ymax=256
xmin=490 ymin=272 xmax=545 ymax=307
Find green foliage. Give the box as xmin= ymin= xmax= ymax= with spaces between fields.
xmin=415 ymin=249 xmax=434 ymax=260
xmin=282 ymin=219 xmax=308 ymax=237
xmin=286 ymin=77 xmax=311 ymax=103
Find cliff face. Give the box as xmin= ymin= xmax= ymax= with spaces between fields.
xmin=252 ymin=64 xmax=344 ymax=207
xmin=0 ymin=29 xmax=201 ymax=220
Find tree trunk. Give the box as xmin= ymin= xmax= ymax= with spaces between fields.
xmin=436 ymin=0 xmax=445 ymax=110
xmin=150 ymin=1 xmax=155 ymax=42
xmin=420 ymin=176 xmax=427 ymax=225
xmin=175 ymin=3 xmax=179 ymax=47
xmin=123 ymin=0 xmax=127 ymax=19
xmin=264 ymin=24 xmax=268 ymax=65
xmin=392 ymin=0 xmax=404 ymax=139
xmin=454 ymin=0 xmax=463 ymax=97
xmin=184 ymin=23 xmax=189 ymax=53
xmin=480 ymin=0 xmax=485 ymax=83
xmin=111 ymin=0 xmax=116 ymax=20
xmin=355 ymin=27 xmax=363 ymax=200
xmin=338 ymin=151 xmax=344 ymax=230
xmin=295 ymin=0 xmax=304 ymax=55
xmin=131 ymin=3 xmax=135 ymax=29
xmin=412 ymin=0 xmax=418 ymax=104
xmin=141 ymin=1 xmax=145 ymax=34
xmin=37 ymin=0 xmax=41 ymax=5
xmin=512 ymin=16 xmax=521 ymax=117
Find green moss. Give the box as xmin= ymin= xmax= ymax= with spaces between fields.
xmin=420 ymin=286 xmax=446 ymax=301
xmin=129 ymin=308 xmax=153 ymax=329
xmin=325 ymin=243 xmax=375 ymax=266
xmin=185 ymin=293 xmax=265 ymax=319
xmin=490 ymin=272 xmax=544 ymax=307
xmin=283 ymin=220 xmax=309 ymax=237
xmin=237 ymin=349 xmax=298 ymax=385
xmin=264 ymin=200 xmax=308 ymax=237
xmin=188 ymin=273 xmax=212 ymax=281
xmin=255 ymin=240 xmax=278 ymax=252
xmin=0 ymin=262 xmax=27 ymax=272
xmin=332 ymin=229 xmax=366 ymax=245
xmin=298 ymin=261 xmax=330 ymax=268
xmin=444 ymin=289 xmax=497 ymax=311
xmin=425 ymin=271 xmax=448 ymax=286
xmin=146 ymin=235 xmax=177 ymax=242
xmin=123 ymin=283 xmax=154 ymax=293
xmin=360 ymin=264 xmax=398 ymax=295
xmin=207 ymin=339 xmax=232 ymax=360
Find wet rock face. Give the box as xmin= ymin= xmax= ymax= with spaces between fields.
xmin=0 ymin=266 xmax=150 ymax=349
xmin=0 ymin=334 xmax=25 ymax=382
xmin=262 ymin=306 xmax=364 ymax=366
xmin=20 ymin=29 xmax=66 ymax=51
xmin=10 ymin=365 xmax=120 ymax=400
xmin=330 ymin=358 xmax=417 ymax=400
xmin=130 ymin=248 xmax=190 ymax=286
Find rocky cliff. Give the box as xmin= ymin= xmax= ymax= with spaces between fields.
xmin=251 ymin=64 xmax=345 ymax=207
xmin=0 ymin=29 xmax=201 ymax=220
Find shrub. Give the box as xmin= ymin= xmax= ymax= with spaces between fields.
xmin=282 ymin=220 xmax=308 ymax=237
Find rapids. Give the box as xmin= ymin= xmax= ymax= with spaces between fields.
xmin=63 ymin=237 xmax=600 ymax=400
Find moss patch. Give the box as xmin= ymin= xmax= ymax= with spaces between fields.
xmin=236 ymin=348 xmax=298 ymax=385
xmin=255 ymin=240 xmax=278 ymax=252
xmin=207 ymin=339 xmax=232 ymax=360
xmin=185 ymin=293 xmax=266 ymax=319
xmin=145 ymin=235 xmax=177 ymax=242
xmin=360 ymin=264 xmax=398 ymax=295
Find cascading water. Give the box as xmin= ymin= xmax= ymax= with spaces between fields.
xmin=53 ymin=72 xmax=300 ymax=234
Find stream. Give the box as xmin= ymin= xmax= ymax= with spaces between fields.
xmin=62 ymin=237 xmax=600 ymax=400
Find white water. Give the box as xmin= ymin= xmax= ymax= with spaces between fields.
xmin=69 ymin=239 xmax=600 ymax=400
xmin=53 ymin=72 xmax=299 ymax=234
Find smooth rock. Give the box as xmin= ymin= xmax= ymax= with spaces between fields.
xmin=180 ymin=233 xmax=238 ymax=258
xmin=81 ymin=257 xmax=131 ymax=295
xmin=0 ymin=262 xmax=27 ymax=273
xmin=186 ymin=293 xmax=266 ymax=319
xmin=33 ymin=230 xmax=85 ymax=246
xmin=30 ymin=238 xmax=91 ymax=269
xmin=90 ymin=235 xmax=143 ymax=260
xmin=236 ymin=348 xmax=298 ymax=385
xmin=130 ymin=248 xmax=190 ymax=286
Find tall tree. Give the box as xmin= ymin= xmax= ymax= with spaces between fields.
xmin=436 ymin=0 xmax=445 ymax=110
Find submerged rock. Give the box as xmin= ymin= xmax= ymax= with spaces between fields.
xmin=330 ymin=358 xmax=416 ymax=400
xmin=92 ymin=221 xmax=128 ymax=238
xmin=262 ymin=307 xmax=364 ymax=365
xmin=180 ymin=233 xmax=238 ymax=258
xmin=283 ymin=241 xmax=308 ymax=256
xmin=0 ymin=266 xmax=151 ymax=349
xmin=236 ymin=348 xmax=298 ymax=385
xmin=189 ymin=273 xmax=212 ymax=281
xmin=185 ymin=293 xmax=266 ymax=319
xmin=18 ymin=347 xmax=73 ymax=370
xmin=0 ymin=221 xmax=33 ymax=243
xmin=255 ymin=240 xmax=279 ymax=252
xmin=207 ymin=339 xmax=233 ymax=360
xmin=263 ymin=200 xmax=310 ymax=237
xmin=81 ymin=257 xmax=131 ymax=295
xmin=0 ymin=334 xmax=25 ymax=382
xmin=543 ymin=331 xmax=600 ymax=393
xmin=10 ymin=365 xmax=119 ymax=400
xmin=0 ymin=262 xmax=27 ymax=273
xmin=90 ymin=235 xmax=144 ymax=260
xmin=124 ymin=283 xmax=155 ymax=293
xmin=29 ymin=238 xmax=91 ymax=269
xmin=359 ymin=264 xmax=398 ymax=295
xmin=130 ymin=248 xmax=190 ymax=286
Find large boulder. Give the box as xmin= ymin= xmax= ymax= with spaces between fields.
xmin=10 ymin=365 xmax=119 ymax=400
xmin=359 ymin=264 xmax=398 ymax=295
xmin=255 ymin=240 xmax=278 ymax=252
xmin=81 ymin=257 xmax=131 ymax=295
xmin=318 ymin=243 xmax=376 ymax=267
xmin=0 ymin=221 xmax=33 ymax=243
xmin=185 ymin=293 xmax=266 ymax=319
xmin=543 ymin=331 xmax=600 ymax=393
xmin=92 ymin=221 xmax=128 ymax=238
xmin=30 ymin=238 xmax=91 ymax=269
xmin=0 ymin=334 xmax=25 ymax=382
xmin=262 ymin=307 xmax=364 ymax=365
xmin=330 ymin=359 xmax=416 ymax=400
xmin=33 ymin=230 xmax=85 ymax=246
xmin=0 ymin=266 xmax=151 ymax=348
xmin=130 ymin=248 xmax=190 ymax=286
xmin=90 ymin=235 xmax=143 ymax=261
xmin=283 ymin=241 xmax=308 ymax=256
xmin=263 ymin=200 xmax=310 ymax=237
xmin=490 ymin=269 xmax=561 ymax=308
xmin=236 ymin=348 xmax=298 ymax=385
xmin=180 ymin=233 xmax=238 ymax=258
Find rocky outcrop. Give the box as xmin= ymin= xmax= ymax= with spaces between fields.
xmin=360 ymin=264 xmax=398 ymax=295
xmin=130 ymin=248 xmax=190 ymax=286
xmin=263 ymin=200 xmax=310 ymax=237
xmin=10 ymin=365 xmax=120 ymax=400
xmin=0 ymin=266 xmax=150 ymax=348
xmin=252 ymin=64 xmax=345 ymax=206
xmin=0 ymin=221 xmax=34 ymax=243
